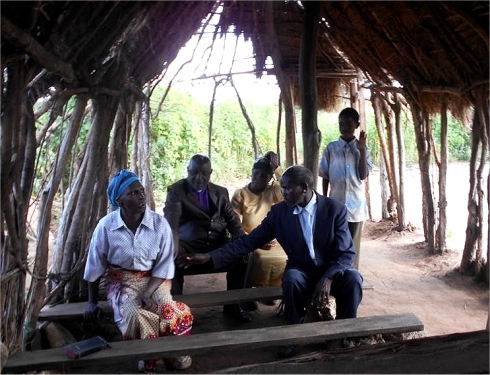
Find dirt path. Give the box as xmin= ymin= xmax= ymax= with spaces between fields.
xmin=355 ymin=220 xmax=488 ymax=336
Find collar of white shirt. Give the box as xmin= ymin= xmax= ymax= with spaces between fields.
xmin=112 ymin=206 xmax=153 ymax=231
xmin=293 ymin=191 xmax=317 ymax=216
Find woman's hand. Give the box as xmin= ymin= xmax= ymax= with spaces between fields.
xmin=137 ymin=277 xmax=164 ymax=311
xmin=84 ymin=302 xmax=102 ymax=322
xmin=138 ymin=294 xmax=153 ymax=309
xmin=264 ymin=151 xmax=279 ymax=170
xmin=311 ymin=276 xmax=333 ymax=310
xmin=176 ymin=253 xmax=211 ymax=269
xmin=136 ymin=294 xmax=159 ymax=313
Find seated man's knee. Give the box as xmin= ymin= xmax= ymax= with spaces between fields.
xmin=282 ymin=268 xmax=306 ymax=292
xmin=344 ymin=268 xmax=363 ymax=287
xmin=337 ymin=269 xmax=363 ymax=301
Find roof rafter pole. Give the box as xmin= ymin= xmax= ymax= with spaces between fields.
xmin=395 ymin=1 xmax=468 ymax=87
xmin=299 ymin=1 xmax=321 ymax=182
xmin=1 ymin=15 xmax=76 ymax=85
xmin=264 ymin=1 xmax=297 ymax=167
xmin=362 ymin=3 xmax=426 ymax=84
xmin=439 ymin=1 xmax=489 ymax=49
xmin=283 ymin=68 xmax=359 ymax=78
xmin=436 ymin=95 xmax=448 ymax=254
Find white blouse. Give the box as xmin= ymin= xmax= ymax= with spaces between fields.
xmin=84 ymin=207 xmax=175 ymax=282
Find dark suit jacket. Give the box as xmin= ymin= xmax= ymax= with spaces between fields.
xmin=164 ymin=179 xmax=244 ymax=254
xmin=210 ymin=192 xmax=356 ymax=279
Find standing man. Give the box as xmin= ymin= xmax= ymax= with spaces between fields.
xmin=319 ymin=107 xmax=373 ymax=270
xmin=177 ymin=165 xmax=363 ymax=358
xmin=164 ymin=153 xmax=252 ymax=323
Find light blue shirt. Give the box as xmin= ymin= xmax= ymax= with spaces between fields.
xmin=319 ymin=137 xmax=373 ymax=222
xmin=293 ymin=192 xmax=318 ymax=264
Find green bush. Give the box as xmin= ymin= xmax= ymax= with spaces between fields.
xmin=147 ymin=87 xmax=472 ymax=201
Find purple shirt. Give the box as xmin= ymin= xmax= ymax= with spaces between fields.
xmin=194 ymin=186 xmax=210 ymax=213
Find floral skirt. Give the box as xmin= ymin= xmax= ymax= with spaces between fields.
xmin=105 ymin=267 xmax=193 ymax=341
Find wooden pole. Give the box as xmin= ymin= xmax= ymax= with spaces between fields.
xmin=299 ymin=1 xmax=321 ymax=182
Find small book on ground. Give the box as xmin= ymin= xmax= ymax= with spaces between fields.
xmin=64 ymin=336 xmax=109 ymax=359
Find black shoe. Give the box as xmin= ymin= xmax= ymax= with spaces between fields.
xmin=241 ymin=300 xmax=258 ymax=311
xmin=261 ymin=299 xmax=277 ymax=306
xmin=277 ymin=345 xmax=297 ymax=359
xmin=223 ymin=304 xmax=252 ymax=323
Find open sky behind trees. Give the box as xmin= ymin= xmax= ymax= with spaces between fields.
xmin=161 ymin=16 xmax=281 ymax=105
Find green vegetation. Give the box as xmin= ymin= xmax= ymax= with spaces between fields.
xmin=32 ymin=86 xmax=472 ymax=203
xmin=149 ymin=87 xmax=472 ymax=201
xmin=149 ymin=87 xmax=279 ymax=200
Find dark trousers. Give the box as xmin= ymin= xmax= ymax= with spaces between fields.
xmin=171 ymin=240 xmax=249 ymax=295
xmin=282 ymin=268 xmax=363 ymax=324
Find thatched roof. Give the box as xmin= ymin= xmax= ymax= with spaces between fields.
xmin=217 ymin=1 xmax=489 ymax=112
xmin=1 ymin=1 xmax=488 ymax=111
xmin=1 ymin=1 xmax=217 ymax=88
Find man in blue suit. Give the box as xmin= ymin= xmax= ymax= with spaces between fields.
xmin=177 ymin=165 xmax=363 ymax=358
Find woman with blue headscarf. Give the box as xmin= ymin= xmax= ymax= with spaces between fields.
xmin=83 ymin=170 xmax=193 ymax=372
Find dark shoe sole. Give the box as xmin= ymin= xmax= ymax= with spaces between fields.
xmin=241 ymin=301 xmax=259 ymax=311
xmin=223 ymin=305 xmax=253 ymax=323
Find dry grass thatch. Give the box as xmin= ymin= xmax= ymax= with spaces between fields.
xmin=217 ymin=1 xmax=488 ymax=112
xmin=2 ymin=1 xmax=487 ymax=112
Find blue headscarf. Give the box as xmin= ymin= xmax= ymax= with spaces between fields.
xmin=107 ymin=169 xmax=140 ymax=209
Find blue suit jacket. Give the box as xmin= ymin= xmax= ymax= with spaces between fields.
xmin=210 ymin=192 xmax=356 ymax=280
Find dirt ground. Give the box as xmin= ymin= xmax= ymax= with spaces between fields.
xmin=24 ymin=162 xmax=489 ymax=373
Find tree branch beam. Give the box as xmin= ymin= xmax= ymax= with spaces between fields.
xmin=1 ymin=15 xmax=76 ymax=84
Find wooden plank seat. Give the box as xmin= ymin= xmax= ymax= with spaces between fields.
xmin=4 ymin=313 xmax=424 ymax=373
xmin=39 ymin=286 xmax=283 ymax=321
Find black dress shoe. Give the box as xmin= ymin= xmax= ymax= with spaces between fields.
xmin=241 ymin=300 xmax=258 ymax=311
xmin=223 ymin=304 xmax=252 ymax=323
xmin=277 ymin=345 xmax=297 ymax=359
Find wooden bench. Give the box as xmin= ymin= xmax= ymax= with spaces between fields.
xmin=39 ymin=286 xmax=283 ymax=321
xmin=39 ymin=282 xmax=373 ymax=321
xmin=4 ymin=312 xmax=424 ymax=373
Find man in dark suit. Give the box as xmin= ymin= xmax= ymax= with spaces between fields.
xmin=177 ymin=165 xmax=363 ymax=358
xmin=164 ymin=153 xmax=252 ymax=323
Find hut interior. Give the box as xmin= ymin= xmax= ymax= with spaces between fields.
xmin=1 ymin=0 xmax=488 ymax=364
